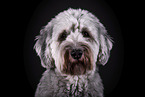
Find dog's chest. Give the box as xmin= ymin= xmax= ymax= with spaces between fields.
xmin=36 ymin=70 xmax=103 ymax=97
xmin=64 ymin=76 xmax=88 ymax=96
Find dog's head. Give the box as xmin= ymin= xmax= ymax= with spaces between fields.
xmin=34 ymin=8 xmax=113 ymax=75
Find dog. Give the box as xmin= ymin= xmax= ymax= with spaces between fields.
xmin=34 ymin=8 xmax=113 ymax=97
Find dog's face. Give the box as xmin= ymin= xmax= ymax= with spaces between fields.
xmin=34 ymin=8 xmax=113 ymax=75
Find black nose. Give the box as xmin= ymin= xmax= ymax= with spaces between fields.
xmin=71 ymin=49 xmax=83 ymax=60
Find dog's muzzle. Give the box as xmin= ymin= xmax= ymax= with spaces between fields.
xmin=62 ymin=44 xmax=93 ymax=75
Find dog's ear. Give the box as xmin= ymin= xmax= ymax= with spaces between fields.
xmin=97 ymin=24 xmax=113 ymax=66
xmin=34 ymin=23 xmax=54 ymax=68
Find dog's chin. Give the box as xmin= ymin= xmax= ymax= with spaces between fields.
xmin=62 ymin=49 xmax=93 ymax=75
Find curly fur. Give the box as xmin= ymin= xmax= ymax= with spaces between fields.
xmin=35 ymin=69 xmax=103 ymax=97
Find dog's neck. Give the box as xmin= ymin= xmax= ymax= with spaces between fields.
xmin=65 ymin=75 xmax=88 ymax=96
xmin=46 ymin=68 xmax=102 ymax=96
xmin=54 ymin=67 xmax=98 ymax=96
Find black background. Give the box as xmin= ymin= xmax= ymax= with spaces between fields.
xmin=6 ymin=0 xmax=142 ymax=96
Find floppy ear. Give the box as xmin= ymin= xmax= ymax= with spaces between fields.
xmin=97 ymin=24 xmax=113 ymax=66
xmin=34 ymin=23 xmax=54 ymax=68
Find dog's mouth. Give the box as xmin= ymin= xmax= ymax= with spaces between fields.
xmin=62 ymin=45 xmax=93 ymax=75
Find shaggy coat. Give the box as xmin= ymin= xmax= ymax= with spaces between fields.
xmin=35 ymin=69 xmax=103 ymax=97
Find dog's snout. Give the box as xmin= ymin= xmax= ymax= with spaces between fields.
xmin=71 ymin=49 xmax=83 ymax=60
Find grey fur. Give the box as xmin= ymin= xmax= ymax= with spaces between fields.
xmin=35 ymin=68 xmax=103 ymax=97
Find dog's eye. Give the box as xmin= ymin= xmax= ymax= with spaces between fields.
xmin=82 ymin=29 xmax=90 ymax=38
xmin=58 ymin=30 xmax=67 ymax=42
